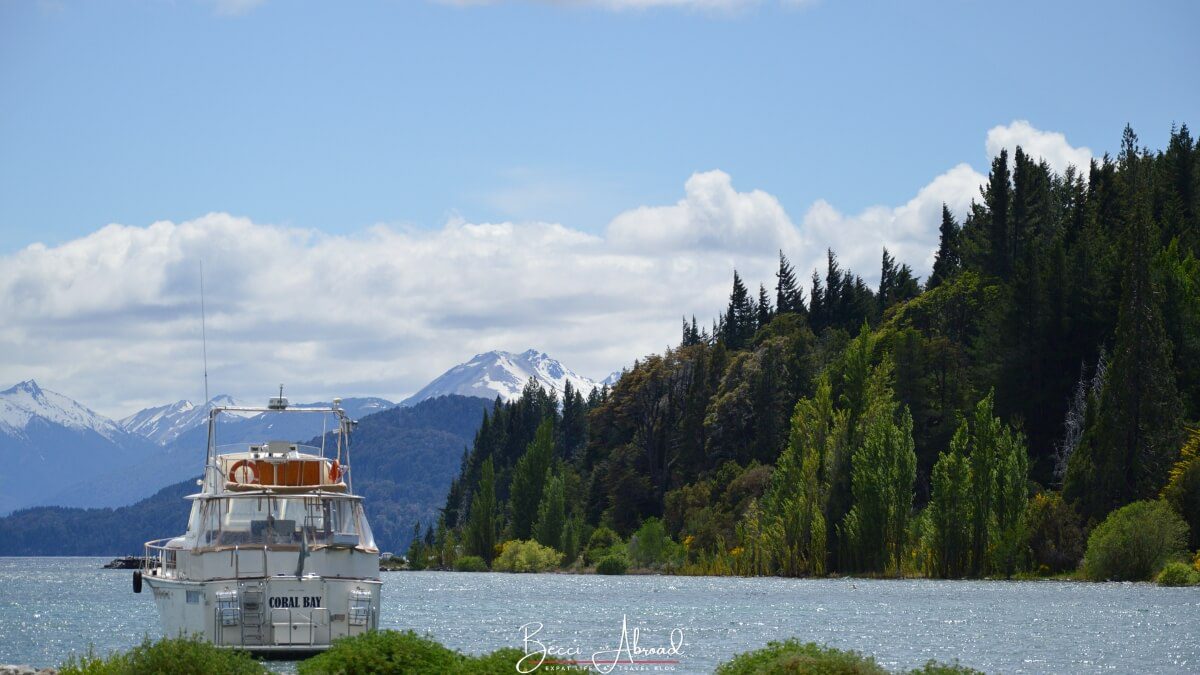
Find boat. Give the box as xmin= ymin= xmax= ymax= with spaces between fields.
xmin=135 ymin=393 xmax=381 ymax=655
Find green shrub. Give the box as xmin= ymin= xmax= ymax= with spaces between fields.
xmin=60 ymin=636 xmax=268 ymax=675
xmin=1156 ymin=561 xmax=1200 ymax=586
xmin=300 ymin=630 xmax=459 ymax=674
xmin=584 ymin=526 xmax=622 ymax=565
xmin=1025 ymin=492 xmax=1085 ymax=574
xmin=298 ymin=631 xmax=585 ymax=674
xmin=628 ymin=517 xmax=672 ymax=568
xmin=715 ymin=639 xmax=887 ymax=674
xmin=492 ymin=539 xmax=562 ymax=573
xmin=595 ymin=554 xmax=628 ymax=575
xmin=453 ymin=555 xmax=488 ymax=572
xmin=1082 ymin=500 xmax=1189 ymax=581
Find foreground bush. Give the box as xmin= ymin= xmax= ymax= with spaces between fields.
xmin=60 ymin=636 xmax=267 ymax=675
xmin=1156 ymin=561 xmax=1200 ymax=586
xmin=715 ymin=639 xmax=888 ymax=674
xmin=1082 ymin=500 xmax=1189 ymax=581
xmin=492 ymin=539 xmax=562 ymax=572
xmin=297 ymin=630 xmax=570 ymax=674
xmin=453 ymin=555 xmax=488 ymax=572
xmin=714 ymin=639 xmax=981 ymax=674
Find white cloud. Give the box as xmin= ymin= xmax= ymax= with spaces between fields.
xmin=799 ymin=163 xmax=985 ymax=280
xmin=986 ymin=120 xmax=1093 ymax=177
xmin=607 ymin=170 xmax=800 ymax=254
xmin=0 ymin=121 xmax=1089 ymax=418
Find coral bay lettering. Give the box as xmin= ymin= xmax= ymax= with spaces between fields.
xmin=268 ymin=596 xmax=322 ymax=609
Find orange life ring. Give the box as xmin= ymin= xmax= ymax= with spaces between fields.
xmin=229 ymin=459 xmax=259 ymax=484
xmin=329 ymin=460 xmax=342 ymax=483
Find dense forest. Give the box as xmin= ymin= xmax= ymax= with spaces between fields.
xmin=427 ymin=125 xmax=1200 ymax=578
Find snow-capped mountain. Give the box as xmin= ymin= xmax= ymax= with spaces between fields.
xmin=118 ymin=394 xmax=245 ymax=445
xmin=0 ymin=380 xmax=125 ymax=442
xmin=0 ymin=380 xmax=157 ymax=515
xmin=403 ymin=349 xmax=603 ymax=406
xmin=601 ymin=370 xmax=623 ymax=387
xmin=120 ymin=395 xmax=395 ymax=448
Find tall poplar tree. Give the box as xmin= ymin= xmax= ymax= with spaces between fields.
xmin=509 ymin=419 xmax=556 ymax=539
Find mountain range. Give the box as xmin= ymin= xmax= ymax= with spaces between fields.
xmin=0 ymin=349 xmax=614 ymax=517
xmin=0 ymin=380 xmax=156 ymax=516
xmin=0 ymin=395 xmax=491 ymax=555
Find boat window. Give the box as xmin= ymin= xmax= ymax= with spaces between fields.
xmin=195 ymin=496 xmax=369 ymax=548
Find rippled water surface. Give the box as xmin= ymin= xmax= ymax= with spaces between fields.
xmin=1 ymin=558 xmax=1198 ymax=673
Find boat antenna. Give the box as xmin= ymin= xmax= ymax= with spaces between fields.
xmin=200 ymin=261 xmax=210 ymax=407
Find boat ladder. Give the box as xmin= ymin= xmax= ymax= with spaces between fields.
xmin=238 ymin=581 xmax=267 ymax=645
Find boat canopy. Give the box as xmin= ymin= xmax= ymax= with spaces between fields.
xmin=182 ymin=494 xmax=375 ymax=551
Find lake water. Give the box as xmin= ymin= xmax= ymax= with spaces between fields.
xmin=1 ymin=558 xmax=1198 ymax=673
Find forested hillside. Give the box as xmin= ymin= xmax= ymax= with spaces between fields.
xmin=0 ymin=479 xmax=195 ymax=556
xmin=431 ymin=125 xmax=1200 ymax=578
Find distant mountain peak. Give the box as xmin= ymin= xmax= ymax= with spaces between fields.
xmin=402 ymin=349 xmax=602 ymax=407
xmin=3 ymin=379 xmax=44 ymax=397
xmin=0 ymin=379 xmax=122 ymax=442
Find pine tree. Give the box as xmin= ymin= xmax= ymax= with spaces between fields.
xmin=824 ymin=250 xmax=843 ymax=327
xmin=723 ymin=271 xmax=754 ymax=350
xmin=809 ymin=270 xmax=825 ymax=329
xmin=1064 ymin=171 xmax=1185 ymax=522
xmin=878 ymin=248 xmax=897 ymax=312
xmin=466 ymin=457 xmax=497 ymax=564
xmin=757 ymin=283 xmax=773 ymax=329
xmin=559 ymin=382 xmax=588 ymax=459
xmin=776 ymin=251 xmax=803 ymax=314
xmin=927 ymin=203 xmax=962 ymax=289
xmin=984 ymin=149 xmax=1013 ymax=279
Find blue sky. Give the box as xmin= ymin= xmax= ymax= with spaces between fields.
xmin=1 ymin=0 xmax=1197 ymax=416
xmin=2 ymin=0 xmax=1196 ymax=253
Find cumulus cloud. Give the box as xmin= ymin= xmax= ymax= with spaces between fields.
xmin=607 ymin=170 xmax=800 ymax=254
xmin=986 ymin=120 xmax=1093 ymax=176
xmin=1 ymin=121 xmax=1087 ymax=418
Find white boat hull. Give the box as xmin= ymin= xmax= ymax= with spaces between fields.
xmin=144 ymin=574 xmax=381 ymax=653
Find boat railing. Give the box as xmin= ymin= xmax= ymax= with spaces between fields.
xmin=143 ymin=538 xmax=180 ymax=578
